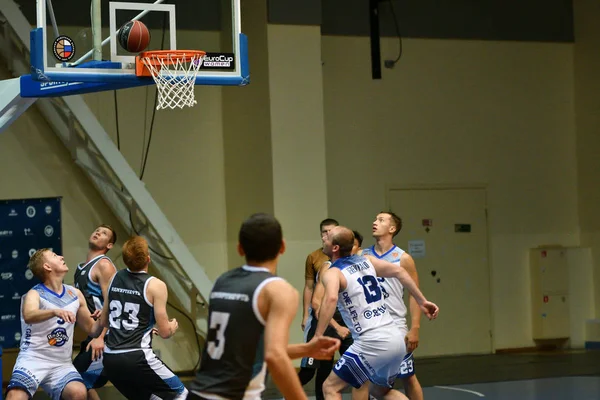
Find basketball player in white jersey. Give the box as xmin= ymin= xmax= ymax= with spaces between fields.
xmin=311 ymin=230 xmax=364 ymax=398
xmin=73 ymin=225 xmax=118 ymax=399
xmin=362 ymin=212 xmax=423 ymax=399
xmin=316 ymin=227 xmax=439 ymax=400
xmin=6 ymin=249 xmax=103 ymax=400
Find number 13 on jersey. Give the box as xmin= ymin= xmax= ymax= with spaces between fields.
xmin=357 ymin=275 xmax=382 ymax=304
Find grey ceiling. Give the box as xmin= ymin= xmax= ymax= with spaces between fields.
xmin=16 ymin=0 xmax=573 ymax=42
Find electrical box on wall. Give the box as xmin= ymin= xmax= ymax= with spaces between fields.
xmin=530 ymin=248 xmax=570 ymax=340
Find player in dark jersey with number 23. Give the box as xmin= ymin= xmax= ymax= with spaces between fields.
xmin=97 ymin=236 xmax=188 ymax=400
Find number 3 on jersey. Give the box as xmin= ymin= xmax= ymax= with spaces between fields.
xmin=207 ymin=311 xmax=230 ymax=360
xmin=109 ymin=300 xmax=140 ymax=330
xmin=357 ymin=275 xmax=382 ymax=304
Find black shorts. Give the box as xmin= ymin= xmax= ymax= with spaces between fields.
xmin=103 ymin=349 xmax=188 ymax=400
xmin=339 ymin=334 xmax=353 ymax=356
xmin=300 ymin=318 xmax=354 ymax=369
xmin=72 ymin=336 xmax=109 ymax=389
xmin=187 ymin=392 xmax=209 ymax=400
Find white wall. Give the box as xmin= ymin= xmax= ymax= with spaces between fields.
xmin=322 ymin=36 xmax=578 ymax=350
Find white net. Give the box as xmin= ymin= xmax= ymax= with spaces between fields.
xmin=141 ymin=52 xmax=205 ymax=110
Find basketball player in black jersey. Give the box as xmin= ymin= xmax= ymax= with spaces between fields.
xmin=73 ymin=224 xmax=117 ymax=400
xmin=189 ymin=213 xmax=341 ymax=400
xmin=97 ymin=236 xmax=188 ymax=400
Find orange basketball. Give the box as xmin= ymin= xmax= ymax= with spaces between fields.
xmin=118 ymin=20 xmax=151 ymax=53
xmin=48 ymin=338 xmax=57 ymax=345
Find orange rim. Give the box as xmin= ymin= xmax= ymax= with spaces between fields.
xmin=135 ymin=50 xmax=206 ymax=76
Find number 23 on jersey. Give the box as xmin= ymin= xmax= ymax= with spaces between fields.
xmin=109 ymin=300 xmax=140 ymax=330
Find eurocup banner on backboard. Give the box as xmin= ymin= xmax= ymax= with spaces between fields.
xmin=0 ymin=197 xmax=62 ymax=349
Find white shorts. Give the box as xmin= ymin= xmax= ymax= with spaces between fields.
xmin=333 ymin=326 xmax=407 ymax=388
xmin=6 ymin=355 xmax=83 ymax=400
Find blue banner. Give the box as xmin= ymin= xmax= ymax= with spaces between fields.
xmin=0 ymin=197 xmax=62 ymax=349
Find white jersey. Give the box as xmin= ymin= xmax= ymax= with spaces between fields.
xmin=331 ymin=254 xmax=395 ymax=340
xmin=362 ymin=245 xmax=408 ymax=326
xmin=18 ymin=283 xmax=80 ymax=363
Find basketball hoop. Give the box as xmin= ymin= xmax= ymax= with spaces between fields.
xmin=136 ymin=50 xmax=206 ymax=110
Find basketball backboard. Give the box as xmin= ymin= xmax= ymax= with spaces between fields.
xmin=20 ymin=0 xmax=248 ymax=98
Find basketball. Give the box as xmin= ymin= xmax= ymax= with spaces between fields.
xmin=118 ymin=20 xmax=150 ymax=53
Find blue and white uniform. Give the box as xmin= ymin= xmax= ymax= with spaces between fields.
xmin=362 ymin=245 xmax=415 ymax=378
xmin=329 ymin=255 xmax=406 ymax=388
xmin=7 ymin=284 xmax=84 ymax=400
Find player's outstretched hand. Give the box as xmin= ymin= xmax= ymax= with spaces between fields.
xmin=169 ymin=318 xmax=179 ymax=336
xmin=54 ymin=309 xmax=76 ymax=323
xmin=335 ymin=326 xmax=351 ymax=339
xmin=306 ymin=335 xmax=340 ymax=360
xmin=90 ymin=309 xmax=102 ymax=320
xmin=421 ymin=301 xmax=439 ymax=320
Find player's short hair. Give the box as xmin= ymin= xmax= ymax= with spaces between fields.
xmin=28 ymin=248 xmax=50 ymax=280
xmin=239 ymin=213 xmax=283 ymax=263
xmin=352 ymin=230 xmax=364 ymax=247
xmin=332 ymin=228 xmax=354 ymax=257
xmin=319 ymin=218 xmax=339 ymax=231
xmin=122 ymin=236 xmax=149 ymax=272
xmin=380 ymin=211 xmax=402 ymax=237
xmin=98 ymin=224 xmax=117 ymax=246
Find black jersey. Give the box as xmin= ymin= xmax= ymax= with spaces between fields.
xmin=190 ymin=266 xmax=280 ymax=400
xmin=73 ymin=255 xmax=114 ymax=314
xmin=104 ymin=269 xmax=155 ymax=351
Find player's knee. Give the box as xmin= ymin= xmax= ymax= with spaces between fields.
xmin=322 ymin=376 xmax=338 ymax=396
xmin=383 ymin=389 xmax=408 ymax=400
xmin=6 ymin=388 xmax=30 ymax=400
xmin=63 ymin=382 xmax=88 ymax=400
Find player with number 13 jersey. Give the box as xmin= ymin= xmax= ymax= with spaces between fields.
xmin=316 ymin=227 xmax=439 ymax=398
xmin=98 ymin=236 xmax=188 ymax=400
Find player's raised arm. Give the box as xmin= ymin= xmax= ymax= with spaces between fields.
xmin=147 ymin=278 xmax=178 ymax=339
xmin=22 ymin=289 xmax=75 ymax=324
xmin=401 ymin=253 xmax=422 ymax=352
xmin=366 ymin=255 xmax=439 ymax=320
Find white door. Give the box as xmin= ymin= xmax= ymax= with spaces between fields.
xmin=388 ymin=188 xmax=492 ymax=356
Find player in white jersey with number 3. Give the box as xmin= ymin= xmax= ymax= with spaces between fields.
xmin=315 ymin=227 xmax=439 ymax=400
xmin=6 ymin=249 xmax=103 ymax=400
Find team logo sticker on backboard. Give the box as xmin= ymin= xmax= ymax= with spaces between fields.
xmin=52 ymin=35 xmax=76 ymax=62
xmin=200 ymin=53 xmax=235 ymax=70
